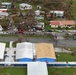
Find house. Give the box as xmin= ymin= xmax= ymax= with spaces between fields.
xmin=35 ymin=10 xmax=45 ymax=20
xmin=2 ymin=2 xmax=12 ymax=9
xmin=33 ymin=22 xmax=45 ymax=30
xmin=20 ymin=3 xmax=32 ymax=10
xmin=37 ymin=5 xmax=42 ymax=9
xmin=35 ymin=10 xmax=45 ymax=16
xmin=36 ymin=43 xmax=56 ymax=62
xmin=60 ymin=20 xmax=75 ymax=28
xmin=0 ymin=12 xmax=9 ymax=19
xmin=0 ymin=42 xmax=6 ymax=61
xmin=50 ymin=20 xmax=75 ymax=28
xmin=50 ymin=21 xmax=61 ymax=28
xmin=50 ymin=11 xmax=64 ymax=18
xmin=35 ymin=15 xmax=44 ymax=20
xmin=35 ymin=10 xmax=41 ymax=16
xmin=0 ymin=25 xmax=3 ymax=31
xmin=0 ymin=9 xmax=8 ymax=12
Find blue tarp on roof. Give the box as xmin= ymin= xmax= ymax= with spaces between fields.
xmin=19 ymin=58 xmax=32 ymax=62
xmin=36 ymin=58 xmax=56 ymax=62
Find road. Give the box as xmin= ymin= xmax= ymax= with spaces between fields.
xmin=0 ymin=36 xmax=76 ymax=47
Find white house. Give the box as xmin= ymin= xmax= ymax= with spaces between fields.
xmin=35 ymin=10 xmax=41 ymax=16
xmin=35 ymin=10 xmax=45 ymax=16
xmin=2 ymin=2 xmax=12 ymax=9
xmin=0 ymin=25 xmax=3 ymax=31
xmin=20 ymin=3 xmax=32 ymax=10
xmin=50 ymin=11 xmax=64 ymax=17
xmin=0 ymin=12 xmax=9 ymax=19
xmin=0 ymin=9 xmax=8 ymax=12
xmin=35 ymin=10 xmax=45 ymax=20
xmin=33 ymin=22 xmax=45 ymax=30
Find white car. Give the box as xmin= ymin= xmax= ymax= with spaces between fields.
xmin=58 ymin=30 xmax=63 ymax=33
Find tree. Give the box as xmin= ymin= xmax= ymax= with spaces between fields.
xmin=11 ymin=10 xmax=38 ymax=44
xmin=57 ymin=26 xmax=61 ymax=30
xmin=12 ymin=10 xmax=38 ymax=30
xmin=0 ymin=18 xmax=9 ymax=30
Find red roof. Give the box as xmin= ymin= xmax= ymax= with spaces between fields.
xmin=60 ymin=20 xmax=75 ymax=25
xmin=50 ymin=21 xmax=60 ymax=25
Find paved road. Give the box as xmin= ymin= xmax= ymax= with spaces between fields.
xmin=0 ymin=36 xmax=76 ymax=47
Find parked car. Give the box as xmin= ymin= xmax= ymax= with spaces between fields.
xmin=0 ymin=31 xmax=3 ymax=34
xmin=15 ymin=29 xmax=25 ymax=34
xmin=58 ymin=30 xmax=63 ymax=33
xmin=73 ymin=34 xmax=76 ymax=40
xmin=47 ymin=30 xmax=53 ymax=32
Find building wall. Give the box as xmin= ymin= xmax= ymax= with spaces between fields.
xmin=51 ymin=25 xmax=58 ymax=28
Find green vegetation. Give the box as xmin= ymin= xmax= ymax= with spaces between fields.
xmin=3 ymin=42 xmax=16 ymax=47
xmin=0 ymin=34 xmax=18 ymax=37
xmin=0 ymin=67 xmax=26 ymax=75
xmin=0 ymin=34 xmax=54 ymax=38
xmin=56 ymin=52 xmax=76 ymax=62
xmin=0 ymin=67 xmax=76 ymax=75
xmin=48 ymin=68 xmax=76 ymax=75
xmin=69 ymin=47 xmax=76 ymax=51
xmin=0 ymin=0 xmax=76 ymax=31
xmin=72 ymin=0 xmax=76 ymax=20
xmin=63 ymin=35 xmax=73 ymax=39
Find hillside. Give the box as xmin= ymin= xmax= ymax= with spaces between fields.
xmin=0 ymin=0 xmax=76 ymax=20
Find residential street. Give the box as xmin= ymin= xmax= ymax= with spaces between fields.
xmin=0 ymin=36 xmax=76 ymax=47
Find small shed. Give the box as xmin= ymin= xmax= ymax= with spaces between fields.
xmin=20 ymin=3 xmax=32 ymax=10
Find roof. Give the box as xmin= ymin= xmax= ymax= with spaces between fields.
xmin=60 ymin=20 xmax=75 ymax=25
xmin=36 ymin=43 xmax=56 ymax=59
xmin=16 ymin=42 xmax=34 ymax=59
xmin=50 ymin=11 xmax=64 ymax=14
xmin=0 ymin=12 xmax=8 ymax=16
xmin=50 ymin=21 xmax=60 ymax=25
xmin=50 ymin=20 xmax=75 ymax=26
xmin=20 ymin=3 xmax=32 ymax=7
xmin=2 ymin=2 xmax=11 ymax=5
xmin=0 ymin=9 xmax=7 ymax=11
xmin=27 ymin=62 xmax=48 ymax=75
xmin=0 ymin=42 xmax=6 ymax=59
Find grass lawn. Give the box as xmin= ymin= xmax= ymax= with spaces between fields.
xmin=0 ymin=67 xmax=76 ymax=75
xmin=0 ymin=67 xmax=27 ymax=75
xmin=3 ymin=42 xmax=16 ymax=47
xmin=0 ymin=34 xmax=53 ymax=38
xmin=48 ymin=68 xmax=76 ymax=75
xmin=69 ymin=47 xmax=76 ymax=51
xmin=56 ymin=52 xmax=76 ymax=62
